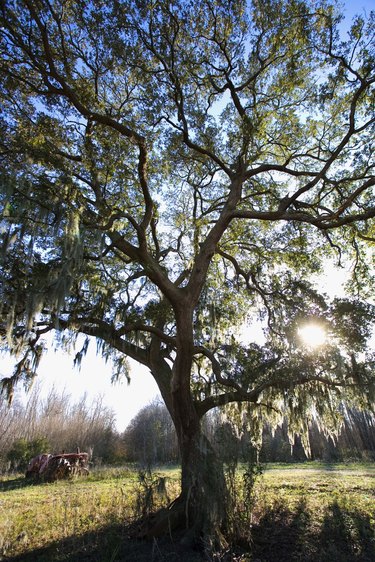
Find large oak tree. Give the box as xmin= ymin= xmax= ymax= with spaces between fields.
xmin=1 ymin=0 xmax=374 ymax=548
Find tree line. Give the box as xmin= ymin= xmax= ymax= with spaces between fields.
xmin=2 ymin=385 xmax=373 ymax=473
xmin=124 ymin=401 xmax=375 ymax=466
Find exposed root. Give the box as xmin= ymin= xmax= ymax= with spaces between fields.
xmin=134 ymin=499 xmax=186 ymax=539
xmin=130 ymin=495 xmax=229 ymax=558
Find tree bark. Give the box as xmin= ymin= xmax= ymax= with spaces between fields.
xmin=177 ymin=424 xmax=229 ymax=549
xmin=145 ymin=305 xmax=229 ymax=549
xmin=140 ymin=417 xmax=229 ymax=550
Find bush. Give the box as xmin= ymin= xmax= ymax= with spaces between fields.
xmin=7 ymin=437 xmax=50 ymax=471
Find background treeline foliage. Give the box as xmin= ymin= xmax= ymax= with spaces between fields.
xmin=218 ymin=410 xmax=375 ymax=464
xmin=122 ymin=403 xmax=375 ymax=466
xmin=0 ymin=384 xmax=123 ymax=471
xmin=256 ymin=408 xmax=375 ymax=463
xmin=122 ymin=400 xmax=179 ymax=466
xmin=1 ymin=390 xmax=374 ymax=472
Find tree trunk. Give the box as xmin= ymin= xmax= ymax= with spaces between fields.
xmin=146 ymin=307 xmax=229 ymax=549
xmin=138 ymin=415 xmax=229 ymax=550
xmin=177 ymin=424 xmax=229 ymax=549
xmin=172 ymin=307 xmax=229 ymax=547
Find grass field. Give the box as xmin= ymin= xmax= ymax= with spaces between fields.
xmin=0 ymin=462 xmax=374 ymax=561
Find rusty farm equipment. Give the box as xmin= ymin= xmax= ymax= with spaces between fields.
xmin=25 ymin=452 xmax=89 ymax=481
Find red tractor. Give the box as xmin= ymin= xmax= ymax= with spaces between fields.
xmin=26 ymin=452 xmax=89 ymax=481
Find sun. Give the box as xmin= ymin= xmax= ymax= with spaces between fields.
xmin=298 ymin=323 xmax=327 ymax=349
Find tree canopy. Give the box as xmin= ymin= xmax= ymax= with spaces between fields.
xmin=0 ymin=0 xmax=374 ymax=545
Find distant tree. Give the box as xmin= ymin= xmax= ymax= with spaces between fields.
xmin=0 ymin=0 xmax=374 ymax=547
xmin=213 ymin=421 xmax=241 ymax=465
xmin=123 ymin=401 xmax=178 ymax=465
xmin=332 ymin=407 xmax=375 ymax=460
xmin=258 ymin=408 xmax=375 ymax=462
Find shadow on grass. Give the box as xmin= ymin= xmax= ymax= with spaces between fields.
xmin=251 ymin=499 xmax=375 ymax=562
xmin=317 ymin=501 xmax=375 ymax=562
xmin=251 ymin=498 xmax=312 ymax=561
xmin=0 ymin=477 xmax=40 ymax=492
xmin=3 ymin=523 xmax=206 ymax=562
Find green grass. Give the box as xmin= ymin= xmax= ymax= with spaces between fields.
xmin=0 ymin=462 xmax=374 ymax=561
xmin=0 ymin=472 xmax=131 ymax=556
xmin=0 ymin=465 xmax=182 ymax=561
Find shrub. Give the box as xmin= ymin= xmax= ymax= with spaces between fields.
xmin=7 ymin=436 xmax=50 ymax=471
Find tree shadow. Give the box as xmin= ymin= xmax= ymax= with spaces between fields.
xmin=316 ymin=501 xmax=375 ymax=562
xmin=2 ymin=494 xmax=374 ymax=562
xmin=250 ymin=498 xmax=312 ymax=561
xmin=0 ymin=477 xmax=39 ymax=492
xmin=322 ymin=462 xmax=336 ymax=471
xmin=250 ymin=498 xmax=375 ymax=562
xmin=2 ymin=523 xmax=206 ymax=562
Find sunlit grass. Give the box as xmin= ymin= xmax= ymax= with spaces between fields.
xmin=0 ymin=475 xmax=129 ymax=556
xmin=0 ymin=465 xmax=182 ymax=559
